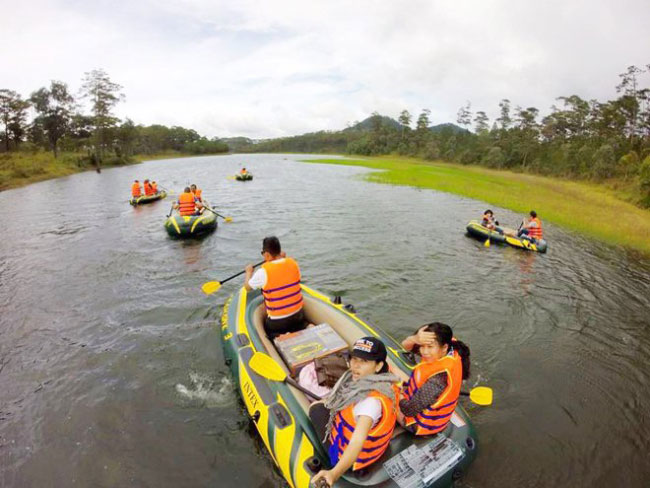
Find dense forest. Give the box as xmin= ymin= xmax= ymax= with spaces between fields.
xmin=239 ymin=64 xmax=650 ymax=207
xmin=0 ymin=69 xmax=229 ymax=167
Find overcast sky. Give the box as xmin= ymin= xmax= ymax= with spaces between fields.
xmin=1 ymin=0 xmax=649 ymax=139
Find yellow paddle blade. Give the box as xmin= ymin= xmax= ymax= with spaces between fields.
xmin=227 ymin=176 xmax=236 ymax=180
xmin=224 ymin=217 xmax=233 ymax=222
xmin=201 ymin=281 xmax=222 ymax=295
xmin=469 ymin=386 xmax=493 ymax=406
xmin=484 ymin=238 xmax=490 ymax=247
xmin=249 ymin=352 xmax=287 ymax=382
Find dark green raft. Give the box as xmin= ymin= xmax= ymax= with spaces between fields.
xmin=466 ymin=220 xmax=547 ymax=253
xmin=220 ymin=285 xmax=478 ymax=488
xmin=129 ymin=190 xmax=167 ymax=206
xmin=235 ymin=173 xmax=253 ymax=181
xmin=164 ymin=204 xmax=217 ymax=238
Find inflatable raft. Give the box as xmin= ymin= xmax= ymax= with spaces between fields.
xmin=220 ymin=285 xmax=478 ymax=488
xmin=164 ymin=204 xmax=217 ymax=238
xmin=130 ymin=190 xmax=167 ymax=206
xmin=235 ymin=173 xmax=253 ymax=181
xmin=466 ymin=220 xmax=547 ymax=253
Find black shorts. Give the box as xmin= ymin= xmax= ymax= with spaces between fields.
xmin=264 ymin=309 xmax=306 ymax=340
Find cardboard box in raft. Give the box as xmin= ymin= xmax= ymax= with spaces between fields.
xmin=274 ymin=323 xmax=348 ymax=375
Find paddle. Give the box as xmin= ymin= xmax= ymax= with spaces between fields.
xmin=166 ymin=203 xmax=175 ymax=218
xmin=202 ymin=204 xmax=233 ymax=222
xmin=201 ymin=259 xmax=265 ymax=295
xmin=249 ymin=352 xmax=323 ymax=401
xmin=460 ymin=386 xmax=493 ymax=406
xmin=158 ymin=184 xmax=175 ymax=195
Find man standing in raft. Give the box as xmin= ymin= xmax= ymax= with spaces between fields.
xmin=244 ymin=236 xmax=306 ymax=340
xmin=131 ymin=180 xmax=142 ymax=198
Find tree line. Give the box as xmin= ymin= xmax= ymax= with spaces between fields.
xmin=0 ymin=69 xmax=228 ymax=166
xmin=241 ymin=64 xmax=650 ymax=207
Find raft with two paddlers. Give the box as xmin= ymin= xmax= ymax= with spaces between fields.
xmin=466 ymin=220 xmax=548 ymax=253
xmin=235 ymin=172 xmax=253 ymax=181
xmin=220 ymin=284 xmax=478 ymax=488
xmin=130 ymin=190 xmax=167 ymax=206
xmin=164 ymin=201 xmax=218 ymax=238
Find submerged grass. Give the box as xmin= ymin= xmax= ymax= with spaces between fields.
xmin=302 ymin=156 xmax=650 ymax=255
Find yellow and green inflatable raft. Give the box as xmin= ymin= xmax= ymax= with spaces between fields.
xmin=466 ymin=220 xmax=547 ymax=253
xmin=130 ymin=190 xmax=167 ymax=206
xmin=235 ymin=172 xmax=253 ymax=181
xmin=220 ymin=285 xmax=477 ymax=487
xmin=164 ymin=205 xmax=217 ymax=237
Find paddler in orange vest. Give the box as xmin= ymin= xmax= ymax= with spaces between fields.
xmin=131 ymin=180 xmax=142 ymax=197
xmin=240 ymin=167 xmax=248 ymax=175
xmin=143 ymin=179 xmax=154 ymax=196
xmin=244 ymin=236 xmax=306 ymax=340
xmin=190 ymin=184 xmax=202 ymax=202
xmin=398 ymin=322 xmax=470 ymax=436
xmin=173 ymin=186 xmax=203 ymax=216
xmin=151 ymin=181 xmax=158 ymax=193
xmin=517 ymin=210 xmax=543 ymax=242
xmin=310 ymin=337 xmax=399 ymax=487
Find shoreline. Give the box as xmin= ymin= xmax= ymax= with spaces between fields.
xmin=0 ymin=151 xmax=226 ymax=192
xmin=302 ymin=156 xmax=650 ymax=256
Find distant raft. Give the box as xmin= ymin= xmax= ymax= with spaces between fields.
xmin=235 ymin=173 xmax=253 ymax=181
xmin=165 ymin=204 xmax=217 ymax=238
xmin=130 ymin=190 xmax=167 ymax=206
xmin=466 ymin=220 xmax=547 ymax=253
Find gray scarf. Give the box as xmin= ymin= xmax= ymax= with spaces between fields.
xmin=322 ymin=370 xmax=399 ymax=442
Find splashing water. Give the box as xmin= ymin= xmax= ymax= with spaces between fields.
xmin=175 ymin=372 xmax=234 ymax=408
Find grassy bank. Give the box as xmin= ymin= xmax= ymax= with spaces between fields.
xmin=302 ymin=156 xmax=650 ymax=255
xmin=0 ymin=151 xmax=216 ymax=192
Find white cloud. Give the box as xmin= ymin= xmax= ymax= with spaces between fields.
xmin=1 ymin=0 xmax=649 ymax=138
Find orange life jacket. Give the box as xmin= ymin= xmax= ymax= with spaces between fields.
xmin=402 ymin=350 xmax=462 ymax=436
xmin=262 ymin=258 xmax=303 ymax=318
xmin=151 ymin=183 xmax=158 ymax=193
xmin=240 ymin=169 xmax=247 ymax=174
xmin=330 ymin=390 xmax=397 ymax=471
xmin=131 ymin=183 xmax=142 ymax=197
xmin=192 ymin=188 xmax=202 ymax=201
xmin=177 ymin=192 xmax=197 ymax=216
xmin=144 ymin=182 xmax=154 ymax=196
xmin=527 ymin=217 xmax=543 ymax=239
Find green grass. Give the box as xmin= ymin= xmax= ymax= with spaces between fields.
xmin=0 ymin=151 xmax=93 ymax=191
xmin=0 ymin=150 xmax=222 ymax=192
xmin=302 ymin=156 xmax=650 ymax=255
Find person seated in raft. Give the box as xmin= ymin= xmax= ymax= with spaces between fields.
xmin=517 ymin=210 xmax=543 ymax=242
xmin=240 ymin=167 xmax=248 ymax=175
xmin=398 ymin=322 xmax=470 ymax=436
xmin=143 ymin=179 xmax=155 ymax=196
xmin=310 ymin=337 xmax=399 ymax=487
xmin=244 ymin=236 xmax=307 ymax=340
xmin=151 ymin=181 xmax=158 ymax=193
xmin=480 ymin=209 xmax=503 ymax=234
xmin=173 ymin=186 xmax=203 ymax=216
xmin=131 ymin=180 xmax=142 ymax=198
xmin=190 ymin=184 xmax=203 ymax=202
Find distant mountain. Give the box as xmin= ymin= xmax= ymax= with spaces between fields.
xmin=429 ymin=123 xmax=468 ymax=134
xmin=343 ymin=115 xmax=467 ymax=134
xmin=221 ymin=136 xmax=255 ymax=152
xmin=344 ymin=115 xmax=402 ymax=132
